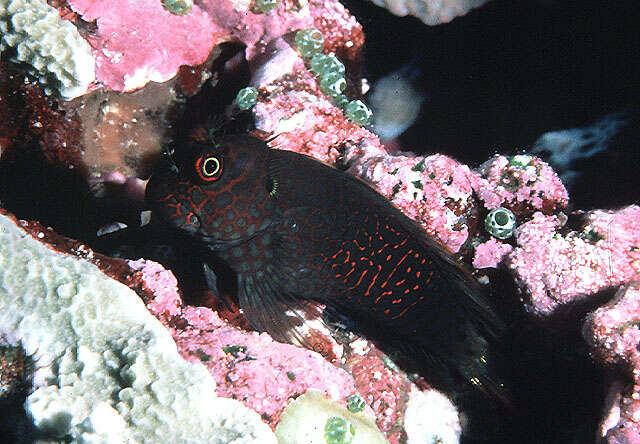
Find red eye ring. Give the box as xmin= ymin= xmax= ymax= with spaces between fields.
xmin=196 ymin=154 xmax=223 ymax=182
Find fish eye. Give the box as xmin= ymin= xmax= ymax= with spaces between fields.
xmin=195 ymin=154 xmax=223 ymax=182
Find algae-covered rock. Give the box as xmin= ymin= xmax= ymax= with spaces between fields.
xmin=275 ymin=389 xmax=388 ymax=444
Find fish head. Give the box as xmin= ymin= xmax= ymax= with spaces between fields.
xmin=146 ymin=135 xmax=278 ymax=247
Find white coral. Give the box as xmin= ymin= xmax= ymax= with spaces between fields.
xmin=0 ymin=212 xmax=276 ymax=443
xmin=404 ymin=388 xmax=461 ymax=444
xmin=369 ymin=0 xmax=490 ymax=25
xmin=0 ymin=0 xmax=95 ymax=99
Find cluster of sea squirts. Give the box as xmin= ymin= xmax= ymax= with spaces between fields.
xmin=234 ymin=21 xmax=373 ymax=126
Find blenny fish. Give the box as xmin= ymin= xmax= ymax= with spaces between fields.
xmin=146 ymin=134 xmax=505 ymax=398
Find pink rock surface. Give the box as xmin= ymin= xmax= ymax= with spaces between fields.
xmin=68 ymin=0 xmax=220 ymax=91
xmin=345 ymin=341 xmax=414 ymax=443
xmin=586 ymin=281 xmax=640 ymax=443
xmin=508 ymin=206 xmax=640 ymax=317
xmin=126 ymin=258 xmax=418 ymax=441
xmin=65 ymin=0 xmax=362 ymax=93
xmin=473 ymin=154 xmax=569 ymax=215
xmin=473 ymin=237 xmax=514 ymax=269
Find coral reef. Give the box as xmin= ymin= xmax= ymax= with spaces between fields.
xmin=0 ymin=0 xmax=95 ymax=99
xmin=473 ymin=154 xmax=569 ymax=214
xmin=586 ymin=281 xmax=640 ymax=443
xmin=67 ymin=0 xmax=217 ymax=92
xmin=403 ymin=388 xmax=461 ymax=444
xmin=508 ymin=207 xmax=640 ymax=317
xmin=472 ymin=237 xmax=513 ymax=269
xmin=0 ymin=0 xmax=638 ymax=442
xmin=368 ymin=0 xmax=490 ymax=25
xmin=0 ymin=210 xmax=276 ymax=442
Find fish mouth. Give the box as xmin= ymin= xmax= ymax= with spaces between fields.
xmin=145 ymin=160 xmax=203 ymax=235
xmin=196 ymin=227 xmax=270 ymax=251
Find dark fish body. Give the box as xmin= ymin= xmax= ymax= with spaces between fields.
xmin=146 ymin=135 xmax=504 ymax=398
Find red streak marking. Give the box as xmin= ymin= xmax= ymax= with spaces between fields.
xmin=364 ymin=265 xmax=382 ymax=297
xmin=392 ymin=299 xmax=402 ymax=304
xmin=421 ymin=258 xmax=426 ymax=264
xmin=347 ymin=269 xmax=368 ymax=290
xmin=380 ymin=249 xmax=413 ymax=289
xmin=384 ymin=309 xmax=390 ymax=314
xmin=391 ymin=300 xmax=421 ymax=319
xmin=424 ymin=271 xmax=433 ymax=283
xmin=414 ymin=253 xmax=420 ymax=258
xmin=354 ymin=237 xmax=367 ymax=251
xmin=331 ymin=249 xmax=344 ymax=260
xmin=404 ymin=288 xmax=411 ymax=294
xmin=413 ymin=285 xmax=419 ymax=290
xmin=374 ymin=290 xmax=393 ymax=304
xmin=416 ymin=271 xmax=421 ymax=278
xmin=386 ymin=254 xmax=392 ymax=261
xmin=376 ymin=243 xmax=389 ymax=254
xmin=395 ymin=279 xmax=406 ymax=287
xmin=407 ymin=267 xmax=412 ymax=273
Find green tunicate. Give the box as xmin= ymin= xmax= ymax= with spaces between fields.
xmin=162 ymin=0 xmax=192 ymax=15
xmin=332 ymin=94 xmax=349 ymax=109
xmin=344 ymin=100 xmax=373 ymax=126
xmin=256 ymin=0 xmax=278 ymax=13
xmin=346 ymin=394 xmax=366 ymax=413
xmin=295 ymin=28 xmax=324 ymax=58
xmin=484 ymin=207 xmax=516 ymax=240
xmin=310 ymin=53 xmax=345 ymax=77
xmin=324 ymin=416 xmax=356 ymax=444
xmin=235 ymin=87 xmax=259 ymax=111
xmin=320 ymin=71 xmax=347 ymax=97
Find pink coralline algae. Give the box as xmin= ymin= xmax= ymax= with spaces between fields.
xmin=473 ymin=154 xmax=569 ymax=214
xmin=128 ymin=259 xmax=182 ymax=317
xmin=345 ymin=341 xmax=414 ymax=443
xmin=473 ymin=237 xmax=514 ymax=269
xmin=586 ymin=281 xmax=640 ymax=443
xmin=64 ymin=0 xmax=362 ymax=93
xmin=508 ymin=206 xmax=640 ymax=317
xmin=67 ymin=0 xmax=220 ymax=92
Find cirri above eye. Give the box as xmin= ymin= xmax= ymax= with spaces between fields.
xmin=195 ymin=154 xmax=223 ymax=182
